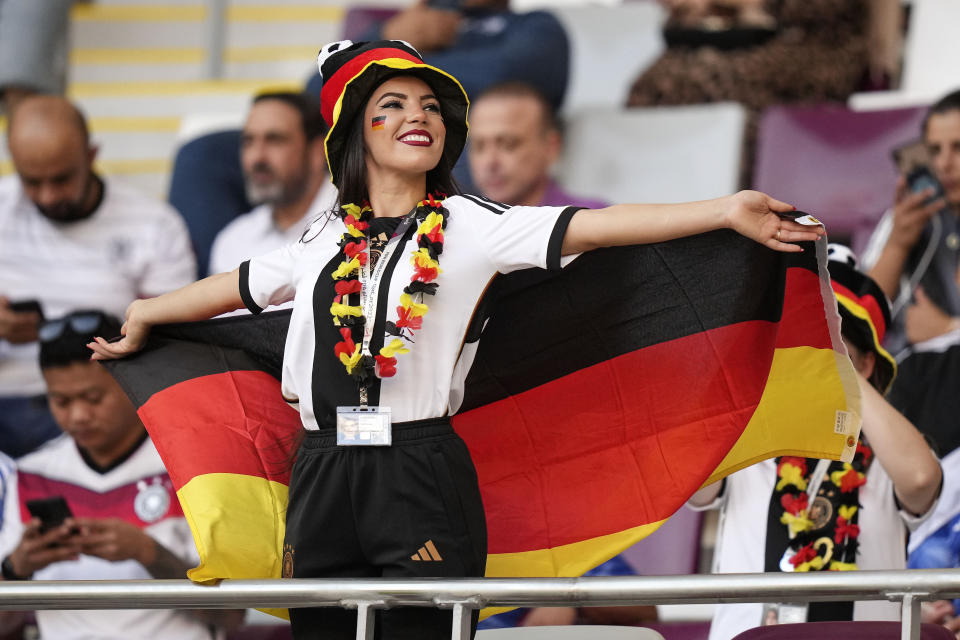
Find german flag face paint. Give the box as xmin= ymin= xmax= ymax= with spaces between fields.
xmin=371 ymin=115 xmax=386 ymax=130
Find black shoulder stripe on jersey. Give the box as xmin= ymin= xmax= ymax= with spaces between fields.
xmin=472 ymin=193 xmax=510 ymax=210
xmin=462 ymin=193 xmax=508 ymax=215
xmin=238 ymin=260 xmax=264 ymax=315
xmin=547 ymin=207 xmax=582 ymax=271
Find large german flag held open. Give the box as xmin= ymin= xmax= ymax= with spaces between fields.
xmin=104 ymin=228 xmax=860 ymax=602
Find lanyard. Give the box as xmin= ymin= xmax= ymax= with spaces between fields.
xmin=358 ymin=213 xmax=417 ymax=370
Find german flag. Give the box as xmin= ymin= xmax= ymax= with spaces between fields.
xmin=104 ymin=229 xmax=859 ymax=610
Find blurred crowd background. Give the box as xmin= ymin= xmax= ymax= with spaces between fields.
xmin=3 ymin=1 xmax=960 ymax=639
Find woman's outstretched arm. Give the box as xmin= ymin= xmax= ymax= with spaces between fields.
xmin=87 ymin=269 xmax=244 ymax=360
xmin=561 ymin=190 xmax=822 ymax=255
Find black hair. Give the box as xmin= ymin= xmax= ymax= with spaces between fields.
xmin=39 ymin=311 xmax=122 ymax=370
xmin=334 ymin=79 xmax=460 ymax=208
xmin=923 ymin=88 xmax=960 ymax=137
xmin=252 ymin=91 xmax=328 ymax=141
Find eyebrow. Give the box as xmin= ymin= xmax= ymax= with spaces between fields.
xmin=377 ymin=92 xmax=439 ymax=102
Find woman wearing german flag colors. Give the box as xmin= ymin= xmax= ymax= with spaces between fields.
xmin=90 ymin=40 xmax=821 ymax=638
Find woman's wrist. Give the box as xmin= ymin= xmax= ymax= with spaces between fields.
xmin=126 ymin=299 xmax=154 ymax=331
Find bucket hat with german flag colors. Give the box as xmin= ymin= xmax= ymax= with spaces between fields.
xmin=316 ymin=39 xmax=469 ymax=185
xmin=827 ymin=244 xmax=896 ymax=393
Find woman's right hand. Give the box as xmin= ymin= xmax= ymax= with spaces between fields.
xmin=87 ymin=299 xmax=151 ymax=360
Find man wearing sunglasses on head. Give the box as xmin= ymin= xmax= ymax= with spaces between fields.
xmin=0 ymin=311 xmax=242 ymax=639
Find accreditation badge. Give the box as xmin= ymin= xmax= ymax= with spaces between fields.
xmin=336 ymin=406 xmax=392 ymax=446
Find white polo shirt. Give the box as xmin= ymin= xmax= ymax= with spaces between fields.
xmin=207 ymin=181 xmax=338 ymax=276
xmin=0 ymin=176 xmax=196 ymax=396
xmin=240 ymin=194 xmax=579 ymax=429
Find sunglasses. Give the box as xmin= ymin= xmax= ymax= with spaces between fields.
xmin=38 ymin=312 xmax=109 ymax=343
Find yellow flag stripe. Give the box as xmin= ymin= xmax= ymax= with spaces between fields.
xmin=705 ymin=345 xmax=861 ymax=487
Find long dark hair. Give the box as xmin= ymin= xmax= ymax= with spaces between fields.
xmin=335 ymin=80 xmax=461 ymax=208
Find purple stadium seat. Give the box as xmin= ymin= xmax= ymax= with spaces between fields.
xmin=341 ymin=7 xmax=398 ymax=40
xmin=752 ymin=104 xmax=927 ymax=253
xmin=645 ymin=620 xmax=711 ymax=640
xmin=226 ymin=625 xmax=292 ymax=640
xmin=622 ymin=506 xmax=702 ymax=576
xmin=730 ymin=620 xmax=954 ymax=640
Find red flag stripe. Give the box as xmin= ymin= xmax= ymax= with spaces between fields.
xmin=777 ymin=267 xmax=835 ymax=349
xmin=454 ymin=319 xmax=778 ymax=553
xmin=138 ymin=370 xmax=301 ymax=489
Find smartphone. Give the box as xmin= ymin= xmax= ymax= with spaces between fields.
xmin=26 ymin=496 xmax=74 ymax=534
xmin=906 ymin=165 xmax=945 ymax=204
xmin=8 ymin=299 xmax=44 ymax=319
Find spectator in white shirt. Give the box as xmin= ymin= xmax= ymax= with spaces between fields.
xmin=207 ymin=91 xmax=337 ymax=277
xmin=0 ymin=95 xmax=195 ymax=458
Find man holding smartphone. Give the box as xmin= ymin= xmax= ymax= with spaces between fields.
xmin=862 ymin=89 xmax=960 ymax=351
xmin=0 ymin=311 xmax=242 ymax=639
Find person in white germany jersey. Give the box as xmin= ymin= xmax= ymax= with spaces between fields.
xmin=207 ymin=91 xmax=338 ymax=277
xmin=0 ymin=311 xmax=242 ymax=639
xmin=0 ymin=96 xmax=195 ymax=458
xmin=89 ymin=40 xmax=822 ymax=639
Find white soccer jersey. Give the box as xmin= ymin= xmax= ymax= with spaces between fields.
xmin=240 ymin=194 xmax=579 ymax=429
xmin=701 ymin=458 xmax=934 ymax=640
xmin=0 ymin=452 xmax=17 ymax=558
xmin=207 ymin=181 xmax=339 ymax=276
xmin=0 ymin=176 xmax=196 ymax=396
xmin=11 ymin=435 xmax=215 ymax=640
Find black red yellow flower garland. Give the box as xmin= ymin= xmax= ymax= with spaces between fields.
xmin=330 ymin=196 xmax=449 ymax=387
xmin=774 ymin=441 xmax=873 ymax=572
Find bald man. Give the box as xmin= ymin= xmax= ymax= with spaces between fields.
xmin=0 ymin=96 xmax=195 ymax=457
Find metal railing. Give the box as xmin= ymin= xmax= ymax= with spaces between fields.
xmin=3 ymin=570 xmax=960 ymax=640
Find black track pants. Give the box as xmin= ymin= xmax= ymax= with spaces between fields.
xmin=284 ymin=417 xmax=487 ymax=639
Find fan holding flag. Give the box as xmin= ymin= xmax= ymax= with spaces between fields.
xmin=90 ymin=40 xmax=851 ymax=639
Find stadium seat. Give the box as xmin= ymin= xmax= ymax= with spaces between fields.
xmin=752 ymin=104 xmax=927 ymax=252
xmin=550 ymin=2 xmax=666 ymax=115
xmin=556 ymin=103 xmax=746 ymax=205
xmin=621 ymin=506 xmax=702 ymax=576
xmin=167 ymin=128 xmax=250 ymax=278
xmin=226 ymin=624 xmax=292 ymax=640
xmin=730 ymin=620 xmax=954 ymax=640
xmin=341 ymin=7 xmax=399 ymax=40
xmin=477 ymin=625 xmax=665 ymax=639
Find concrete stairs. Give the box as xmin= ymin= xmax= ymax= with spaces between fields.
xmin=0 ymin=0 xmax=399 ymax=196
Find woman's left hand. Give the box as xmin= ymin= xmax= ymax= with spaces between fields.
xmin=724 ymin=190 xmax=823 ymax=252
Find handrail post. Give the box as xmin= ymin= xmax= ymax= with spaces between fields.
xmin=901 ymin=594 xmax=921 ymax=640
xmin=356 ymin=602 xmax=376 ymax=640
xmin=450 ymin=602 xmax=473 ymax=640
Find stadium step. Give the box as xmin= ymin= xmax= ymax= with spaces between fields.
xmin=1 ymin=0 xmax=370 ymax=196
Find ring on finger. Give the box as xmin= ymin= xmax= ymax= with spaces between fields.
xmin=776 ymin=229 xmax=781 ymax=241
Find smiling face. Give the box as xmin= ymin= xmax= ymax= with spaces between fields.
xmin=362 ymin=75 xmax=446 ymax=180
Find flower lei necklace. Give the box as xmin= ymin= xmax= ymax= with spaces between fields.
xmin=329 ymin=194 xmax=449 ymax=397
xmin=773 ymin=440 xmax=873 ymax=572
